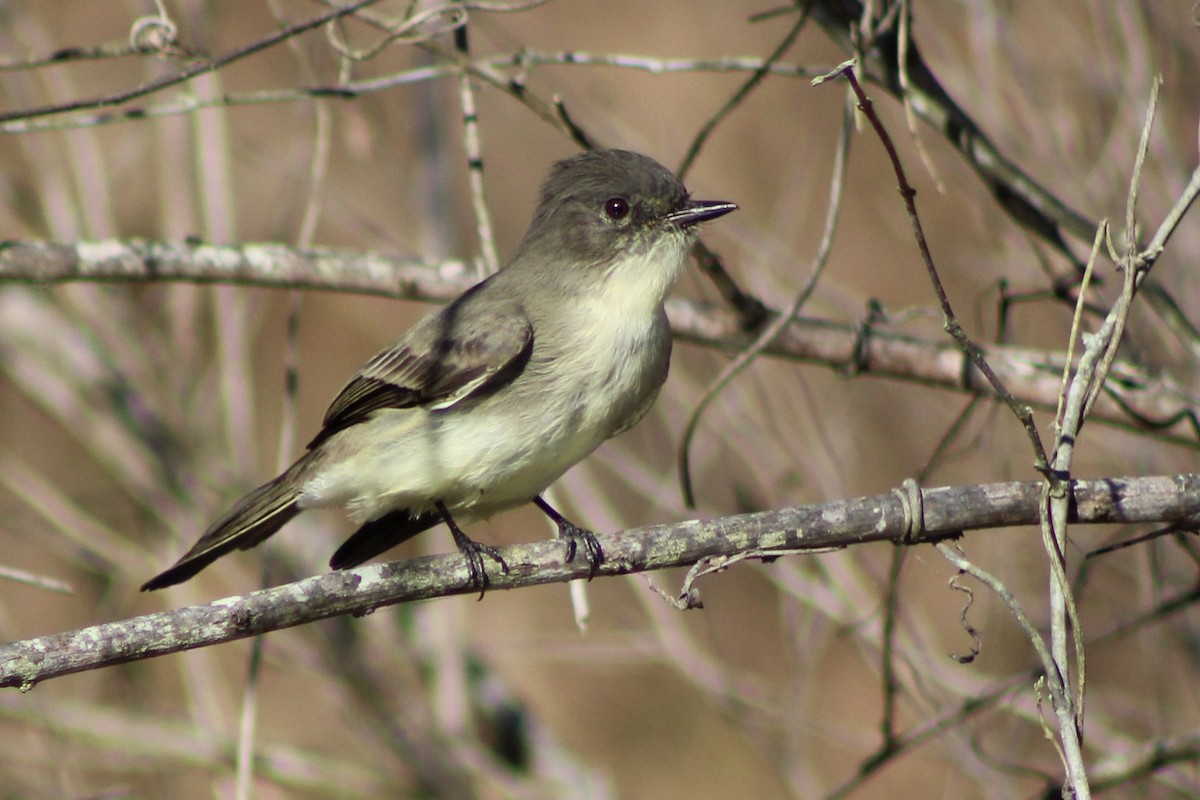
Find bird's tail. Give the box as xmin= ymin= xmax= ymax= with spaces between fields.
xmin=141 ymin=459 xmax=309 ymax=591
xmin=328 ymin=507 xmax=442 ymax=570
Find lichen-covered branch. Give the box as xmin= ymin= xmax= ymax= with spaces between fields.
xmin=3 ymin=473 xmax=1197 ymax=690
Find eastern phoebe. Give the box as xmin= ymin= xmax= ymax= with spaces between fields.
xmin=142 ymin=149 xmax=736 ymax=592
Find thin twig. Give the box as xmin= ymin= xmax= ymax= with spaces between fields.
xmin=677 ymin=3 xmax=809 ymax=178
xmin=678 ymin=76 xmax=851 ymax=506
xmin=834 ymin=60 xmax=1051 ymax=474
xmin=0 ymin=0 xmax=385 ymax=125
xmin=935 ymin=544 xmax=1088 ymax=798
xmin=454 ymin=22 xmax=499 ymax=277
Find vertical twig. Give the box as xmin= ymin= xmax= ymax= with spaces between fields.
xmin=936 ymin=544 xmax=1089 ymax=798
xmin=678 ymin=79 xmax=852 ymax=507
xmin=454 ymin=16 xmax=498 ymax=276
xmin=834 ymin=60 xmax=1050 ymax=473
xmin=831 ymin=56 xmax=1098 ymax=797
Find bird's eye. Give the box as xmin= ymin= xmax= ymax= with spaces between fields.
xmin=604 ymin=197 xmax=630 ymax=220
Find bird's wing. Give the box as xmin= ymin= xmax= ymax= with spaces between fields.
xmin=310 ymin=286 xmax=534 ymax=448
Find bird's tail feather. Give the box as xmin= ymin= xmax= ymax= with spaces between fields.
xmin=329 ymin=507 xmax=441 ymax=570
xmin=141 ymin=460 xmax=308 ymax=591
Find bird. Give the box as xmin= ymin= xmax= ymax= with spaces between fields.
xmin=141 ymin=149 xmax=737 ymax=592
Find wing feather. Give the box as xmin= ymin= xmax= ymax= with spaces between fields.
xmin=310 ymin=284 xmax=533 ymax=448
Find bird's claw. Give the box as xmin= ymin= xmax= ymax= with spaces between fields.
xmin=450 ymin=529 xmax=508 ymax=600
xmin=560 ymin=521 xmax=604 ymax=580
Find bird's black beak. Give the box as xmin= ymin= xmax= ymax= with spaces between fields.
xmin=665 ymin=199 xmax=738 ymax=228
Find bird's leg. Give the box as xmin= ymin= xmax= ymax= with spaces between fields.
xmin=532 ymin=496 xmax=604 ymax=579
xmin=436 ymin=501 xmax=508 ymax=598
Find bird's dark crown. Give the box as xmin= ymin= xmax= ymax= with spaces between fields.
xmin=516 ymin=149 xmax=691 ymax=266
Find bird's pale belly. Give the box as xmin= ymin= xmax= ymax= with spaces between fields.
xmin=298 ymin=345 xmax=664 ymax=523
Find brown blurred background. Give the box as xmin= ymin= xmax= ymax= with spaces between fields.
xmin=1 ymin=2 xmax=1198 ymax=798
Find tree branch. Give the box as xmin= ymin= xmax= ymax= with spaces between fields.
xmin=3 ymin=473 xmax=1197 ymax=690
xmin=2 ymin=238 xmax=1196 ymax=446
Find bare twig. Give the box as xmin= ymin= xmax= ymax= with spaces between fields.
xmin=834 ymin=59 xmax=1050 ymax=472
xmin=0 ymin=565 xmax=73 ymax=594
xmin=676 ymin=3 xmax=809 ymax=178
xmin=935 ymin=544 xmax=1089 ymax=798
xmin=678 ymin=72 xmax=851 ymax=507
xmin=0 ymin=0 xmax=385 ymax=125
xmin=454 ymin=22 xmax=500 ymax=277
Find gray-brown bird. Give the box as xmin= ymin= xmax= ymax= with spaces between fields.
xmin=142 ymin=149 xmax=736 ymax=592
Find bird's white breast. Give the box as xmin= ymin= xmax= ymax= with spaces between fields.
xmin=300 ymin=240 xmax=686 ymax=524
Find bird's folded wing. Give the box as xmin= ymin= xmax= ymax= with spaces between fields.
xmin=310 ymin=293 xmax=534 ymax=448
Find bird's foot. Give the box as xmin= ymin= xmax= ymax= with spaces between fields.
xmin=560 ymin=520 xmax=604 ymax=579
xmin=454 ymin=531 xmax=509 ymax=598
xmin=533 ymin=496 xmax=604 ymax=579
xmin=438 ymin=502 xmax=508 ymax=599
